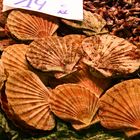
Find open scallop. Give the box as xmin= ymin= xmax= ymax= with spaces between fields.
xmin=82 ymin=34 xmax=140 ymax=77
xmin=50 ymin=84 xmax=99 ymax=130
xmin=26 ymin=35 xmax=84 ymax=79
xmin=4 ymin=70 xmax=55 ymax=130
xmin=99 ymin=79 xmax=140 ymax=137
xmin=1 ymin=44 xmax=30 ymax=74
xmin=6 ymin=10 xmax=59 ymax=40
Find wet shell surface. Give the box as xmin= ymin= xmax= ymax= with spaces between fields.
xmin=1 ymin=44 xmax=30 ymax=74
xmin=26 ymin=35 xmax=84 ymax=79
xmin=61 ymin=10 xmax=107 ymax=35
xmin=7 ymin=10 xmax=59 ymax=40
xmin=99 ymin=79 xmax=140 ymax=137
xmin=82 ymin=34 xmax=140 ymax=77
xmin=50 ymin=84 xmax=99 ymax=130
xmin=5 ymin=70 xmax=55 ymax=130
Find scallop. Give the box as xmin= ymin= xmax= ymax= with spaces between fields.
xmin=64 ymin=67 xmax=111 ymax=97
xmin=61 ymin=10 xmax=107 ymax=35
xmin=26 ymin=35 xmax=84 ymax=79
xmin=82 ymin=34 xmax=140 ymax=77
xmin=50 ymin=84 xmax=99 ymax=130
xmin=6 ymin=10 xmax=59 ymax=40
xmin=0 ymin=60 xmax=6 ymax=90
xmin=4 ymin=70 xmax=55 ymax=130
xmin=99 ymin=79 xmax=140 ymax=137
xmin=1 ymin=44 xmax=30 ymax=74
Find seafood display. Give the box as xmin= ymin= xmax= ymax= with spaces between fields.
xmin=0 ymin=0 xmax=140 ymax=139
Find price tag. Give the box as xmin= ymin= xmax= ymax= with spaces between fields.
xmin=3 ymin=0 xmax=83 ymax=20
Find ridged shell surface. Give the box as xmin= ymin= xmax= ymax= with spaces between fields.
xmin=1 ymin=44 xmax=29 ymax=74
xmin=5 ymin=70 xmax=55 ymax=130
xmin=82 ymin=34 xmax=140 ymax=77
xmin=50 ymin=84 xmax=99 ymax=130
xmin=61 ymin=10 xmax=107 ymax=35
xmin=7 ymin=10 xmax=59 ymax=40
xmin=26 ymin=35 xmax=84 ymax=78
xmin=99 ymin=79 xmax=140 ymax=137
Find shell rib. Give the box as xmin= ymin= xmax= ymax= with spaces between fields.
xmin=50 ymin=84 xmax=99 ymax=130
xmin=26 ymin=35 xmax=84 ymax=78
xmin=82 ymin=34 xmax=140 ymax=77
xmin=5 ymin=70 xmax=55 ymax=130
xmin=7 ymin=10 xmax=59 ymax=40
xmin=1 ymin=44 xmax=30 ymax=73
xmin=99 ymin=79 xmax=140 ymax=137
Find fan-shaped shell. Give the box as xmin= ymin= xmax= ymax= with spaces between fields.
xmin=63 ymin=67 xmax=111 ymax=97
xmin=82 ymin=34 xmax=140 ymax=77
xmin=50 ymin=84 xmax=99 ymax=130
xmin=5 ymin=70 xmax=55 ymax=130
xmin=61 ymin=10 xmax=107 ymax=35
xmin=26 ymin=35 xmax=84 ymax=78
xmin=1 ymin=44 xmax=30 ymax=74
xmin=7 ymin=10 xmax=59 ymax=40
xmin=99 ymin=79 xmax=140 ymax=137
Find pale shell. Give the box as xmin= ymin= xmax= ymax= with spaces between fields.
xmin=82 ymin=34 xmax=140 ymax=77
xmin=1 ymin=44 xmax=30 ymax=74
xmin=26 ymin=35 xmax=84 ymax=79
xmin=5 ymin=70 xmax=55 ymax=130
xmin=99 ymin=79 xmax=140 ymax=137
xmin=61 ymin=10 xmax=107 ymax=35
xmin=50 ymin=84 xmax=99 ymax=130
xmin=7 ymin=10 xmax=59 ymax=40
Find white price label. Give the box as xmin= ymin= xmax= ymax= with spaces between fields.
xmin=3 ymin=0 xmax=83 ymax=20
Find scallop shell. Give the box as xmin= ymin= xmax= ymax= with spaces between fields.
xmin=82 ymin=34 xmax=140 ymax=77
xmin=0 ymin=60 xmax=6 ymax=90
xmin=7 ymin=10 xmax=59 ymax=40
xmin=26 ymin=35 xmax=84 ymax=79
xmin=5 ymin=70 xmax=55 ymax=130
xmin=99 ymin=79 xmax=140 ymax=137
xmin=50 ymin=84 xmax=99 ymax=130
xmin=63 ymin=67 xmax=111 ymax=97
xmin=61 ymin=10 xmax=107 ymax=35
xmin=1 ymin=44 xmax=30 ymax=74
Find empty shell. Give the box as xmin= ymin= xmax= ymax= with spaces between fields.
xmin=26 ymin=35 xmax=84 ymax=79
xmin=50 ymin=84 xmax=99 ymax=130
xmin=99 ymin=79 xmax=140 ymax=137
xmin=82 ymin=34 xmax=140 ymax=77
xmin=7 ymin=10 xmax=59 ymax=40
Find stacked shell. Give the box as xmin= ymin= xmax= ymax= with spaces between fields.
xmin=99 ymin=79 xmax=140 ymax=137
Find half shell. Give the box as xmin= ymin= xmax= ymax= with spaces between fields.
xmin=5 ymin=70 xmax=55 ymax=130
xmin=26 ymin=35 xmax=84 ymax=78
xmin=0 ymin=60 xmax=6 ymax=90
xmin=82 ymin=34 xmax=140 ymax=77
xmin=1 ymin=44 xmax=30 ymax=74
xmin=50 ymin=84 xmax=99 ymax=130
xmin=7 ymin=10 xmax=59 ymax=40
xmin=99 ymin=79 xmax=140 ymax=137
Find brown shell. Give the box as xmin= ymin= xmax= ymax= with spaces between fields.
xmin=1 ymin=44 xmax=30 ymax=74
xmin=5 ymin=70 xmax=55 ymax=130
xmin=50 ymin=84 xmax=99 ymax=130
xmin=26 ymin=35 xmax=84 ymax=79
xmin=82 ymin=34 xmax=140 ymax=77
xmin=0 ymin=60 xmax=6 ymax=90
xmin=99 ymin=79 xmax=140 ymax=137
xmin=6 ymin=10 xmax=59 ymax=40
xmin=61 ymin=10 xmax=107 ymax=35
xmin=63 ymin=66 xmax=111 ymax=97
